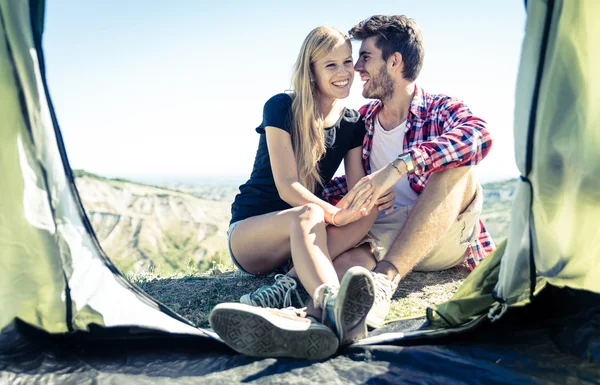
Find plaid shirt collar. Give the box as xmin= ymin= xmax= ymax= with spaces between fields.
xmin=363 ymin=84 xmax=427 ymax=124
xmin=361 ymin=84 xmax=425 ymax=169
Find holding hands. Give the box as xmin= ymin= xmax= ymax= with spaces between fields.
xmin=330 ymin=195 xmax=369 ymax=226
xmin=330 ymin=160 xmax=406 ymax=226
xmin=342 ymin=160 xmax=406 ymax=215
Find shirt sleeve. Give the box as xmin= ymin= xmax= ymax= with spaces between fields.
xmin=256 ymin=93 xmax=293 ymax=134
xmin=409 ymin=98 xmax=493 ymax=175
xmin=321 ymin=176 xmax=348 ymax=205
xmin=350 ymin=119 xmax=366 ymax=149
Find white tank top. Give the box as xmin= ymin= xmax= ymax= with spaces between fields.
xmin=369 ymin=115 xmax=419 ymax=208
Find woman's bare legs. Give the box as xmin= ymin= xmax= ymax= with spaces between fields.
xmin=332 ymin=244 xmax=377 ymax=280
xmin=303 ymin=243 xmax=377 ymax=318
xmin=288 ymin=204 xmax=338 ymax=296
xmin=229 ymin=206 xmax=309 ymax=276
xmin=231 ymin=204 xmax=376 ymax=344
xmin=231 ymin=204 xmax=336 ymax=297
xmin=286 ymin=209 xmax=378 ymax=277
xmin=231 ymin=205 xmax=378 ymax=296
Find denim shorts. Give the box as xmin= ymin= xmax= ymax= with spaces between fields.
xmin=227 ymin=220 xmax=251 ymax=274
xmin=227 ymin=219 xmax=292 ymax=276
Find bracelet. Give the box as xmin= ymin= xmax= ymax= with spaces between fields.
xmin=390 ymin=161 xmax=403 ymax=176
xmin=331 ymin=210 xmax=340 ymax=227
xmin=397 ymin=152 xmax=415 ymax=174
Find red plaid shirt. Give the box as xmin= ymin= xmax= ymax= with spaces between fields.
xmin=322 ymin=85 xmax=495 ymax=270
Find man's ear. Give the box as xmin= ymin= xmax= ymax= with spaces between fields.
xmin=389 ymin=52 xmax=403 ymax=73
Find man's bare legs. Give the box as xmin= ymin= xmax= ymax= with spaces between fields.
xmin=329 ymin=167 xmax=478 ymax=278
xmin=375 ymin=166 xmax=478 ymax=279
xmin=326 ymin=167 xmax=478 ymax=328
xmin=233 ymin=166 xmax=476 ymax=327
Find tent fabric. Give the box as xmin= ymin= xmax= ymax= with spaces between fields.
xmin=0 ymin=0 xmax=210 ymax=338
xmin=1 ymin=286 xmax=599 ymax=385
xmin=426 ymin=241 xmax=506 ymax=327
xmin=427 ymin=0 xmax=600 ymax=327
xmin=496 ymin=0 xmax=600 ymax=305
xmin=1 ymin=0 xmax=600 ymax=383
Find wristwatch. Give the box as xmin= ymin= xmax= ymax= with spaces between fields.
xmin=397 ymin=152 xmax=415 ymax=174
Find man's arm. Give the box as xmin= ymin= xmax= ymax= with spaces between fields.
xmin=344 ymin=98 xmax=492 ymax=211
xmin=409 ymin=98 xmax=492 ymax=175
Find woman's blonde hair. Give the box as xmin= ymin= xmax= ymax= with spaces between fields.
xmin=290 ymin=26 xmax=351 ymax=193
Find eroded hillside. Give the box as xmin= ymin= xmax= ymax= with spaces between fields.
xmin=75 ymin=171 xmax=516 ymax=277
xmin=75 ymin=175 xmax=231 ymax=275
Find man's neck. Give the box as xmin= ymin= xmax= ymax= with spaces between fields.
xmin=378 ymin=82 xmax=415 ymax=131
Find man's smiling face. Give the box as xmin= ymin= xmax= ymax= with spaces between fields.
xmin=354 ymin=36 xmax=395 ymax=101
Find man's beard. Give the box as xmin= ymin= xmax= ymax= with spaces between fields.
xmin=364 ymin=65 xmax=394 ymax=101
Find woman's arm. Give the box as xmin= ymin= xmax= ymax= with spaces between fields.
xmin=266 ymin=127 xmax=341 ymax=224
xmin=343 ymin=146 xmax=395 ymax=215
xmin=343 ymin=146 xmax=365 ymax=191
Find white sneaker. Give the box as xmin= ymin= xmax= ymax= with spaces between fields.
xmin=209 ymin=303 xmax=338 ymax=360
xmin=365 ymin=272 xmax=399 ymax=329
xmin=319 ymin=266 xmax=375 ymax=345
xmin=240 ymin=274 xmax=303 ymax=308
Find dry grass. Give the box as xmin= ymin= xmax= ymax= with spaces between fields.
xmin=133 ymin=265 xmax=470 ymax=329
xmin=388 ymin=265 xmax=470 ymax=321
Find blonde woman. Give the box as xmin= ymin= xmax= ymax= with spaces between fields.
xmin=210 ymin=27 xmax=393 ymax=359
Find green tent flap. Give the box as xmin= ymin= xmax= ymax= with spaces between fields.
xmin=0 ymin=0 xmax=67 ymax=332
xmin=0 ymin=0 xmax=210 ymax=338
xmin=0 ymin=3 xmax=599 ymax=383
xmin=496 ymin=0 xmax=600 ymax=305
xmin=427 ymin=0 xmax=600 ymax=327
xmin=427 ymin=241 xmax=506 ymax=327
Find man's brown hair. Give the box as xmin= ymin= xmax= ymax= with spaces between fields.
xmin=349 ymin=15 xmax=424 ymax=82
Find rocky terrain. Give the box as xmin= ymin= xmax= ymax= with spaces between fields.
xmin=75 ymin=172 xmax=231 ymax=275
xmin=479 ymin=178 xmax=518 ymax=245
xmin=74 ymin=170 xmax=516 ymax=277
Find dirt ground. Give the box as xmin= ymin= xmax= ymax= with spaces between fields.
xmin=135 ymin=265 xmax=470 ymax=328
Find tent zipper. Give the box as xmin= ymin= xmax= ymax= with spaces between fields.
xmin=522 ymin=0 xmax=555 ymax=302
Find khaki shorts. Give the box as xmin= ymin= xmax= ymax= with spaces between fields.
xmin=360 ymin=184 xmax=483 ymax=271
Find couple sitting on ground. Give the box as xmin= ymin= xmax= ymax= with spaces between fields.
xmin=209 ymin=14 xmax=494 ymax=360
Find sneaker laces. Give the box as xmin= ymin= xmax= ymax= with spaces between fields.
xmin=249 ymin=274 xmax=303 ymax=308
xmin=313 ymin=284 xmax=339 ymax=324
xmin=372 ymin=272 xmax=395 ymax=304
xmin=281 ymin=306 xmax=308 ymax=318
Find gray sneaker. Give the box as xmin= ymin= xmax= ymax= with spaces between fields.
xmin=240 ymin=274 xmax=303 ymax=308
xmin=209 ymin=303 xmax=339 ymax=360
xmin=322 ymin=266 xmax=375 ymax=345
xmin=366 ymin=272 xmax=399 ymax=329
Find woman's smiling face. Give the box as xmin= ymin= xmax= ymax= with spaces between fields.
xmin=312 ymin=42 xmax=354 ymax=101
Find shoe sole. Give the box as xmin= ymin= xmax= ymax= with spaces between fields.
xmin=366 ymin=316 xmax=385 ymax=330
xmin=209 ymin=303 xmax=339 ymax=360
xmin=334 ymin=267 xmax=376 ymax=345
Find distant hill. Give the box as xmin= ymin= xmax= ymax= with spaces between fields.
xmin=74 ymin=170 xmax=516 ymax=276
xmin=480 ymin=178 xmax=517 ymax=245
xmin=74 ymin=170 xmax=231 ymax=276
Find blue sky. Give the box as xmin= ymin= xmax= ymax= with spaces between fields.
xmin=43 ymin=1 xmax=526 ymax=184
